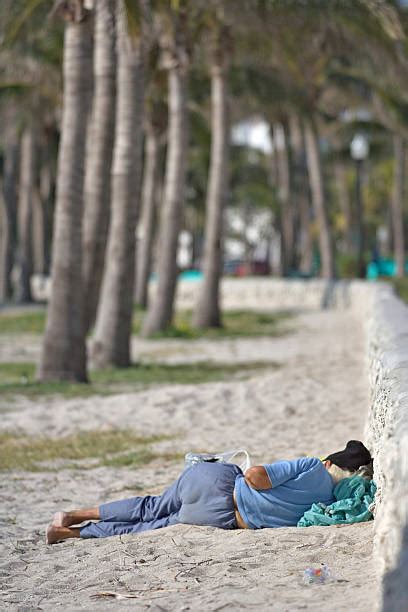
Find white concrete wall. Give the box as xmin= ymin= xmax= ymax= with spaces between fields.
xmin=362 ymin=285 xmax=408 ymax=611
xmin=33 ymin=275 xmax=372 ymax=310
xmin=174 ymin=277 xmax=373 ymax=311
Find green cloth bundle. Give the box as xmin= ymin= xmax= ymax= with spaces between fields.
xmin=297 ymin=475 xmax=377 ymax=527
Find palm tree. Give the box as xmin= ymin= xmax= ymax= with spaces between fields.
xmin=334 ymin=162 xmax=353 ymax=252
xmin=142 ymin=4 xmax=190 ymax=336
xmin=193 ymin=20 xmax=231 ymax=328
xmin=391 ymin=134 xmax=406 ymax=277
xmin=135 ymin=111 xmax=162 ymax=308
xmin=304 ymin=118 xmax=335 ymax=279
xmin=38 ymin=1 xmax=92 ymax=382
xmin=32 ymin=179 xmax=46 ymax=275
xmin=0 ymin=0 xmax=63 ymax=298
xmin=15 ymin=125 xmax=36 ymax=302
xmin=135 ymin=63 xmax=167 ymax=309
xmin=273 ymin=121 xmax=294 ymax=276
xmin=38 ymin=129 xmax=57 ymax=276
xmin=289 ymin=114 xmax=313 ymax=274
xmin=92 ymin=0 xmax=145 ymax=368
xmin=0 ymin=115 xmax=19 ymax=302
xmin=82 ymin=0 xmax=116 ymax=333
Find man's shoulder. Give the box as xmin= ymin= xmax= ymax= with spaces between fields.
xmin=297 ymin=456 xmax=322 ymax=470
xmin=292 ymin=456 xmax=327 ymax=480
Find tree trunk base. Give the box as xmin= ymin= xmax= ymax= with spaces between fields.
xmin=91 ymin=339 xmax=131 ymax=369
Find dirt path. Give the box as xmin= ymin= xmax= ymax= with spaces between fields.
xmin=0 ymin=310 xmax=378 ymax=611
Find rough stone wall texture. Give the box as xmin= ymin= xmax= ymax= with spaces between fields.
xmin=362 ymin=284 xmax=408 ymax=611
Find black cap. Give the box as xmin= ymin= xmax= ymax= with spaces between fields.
xmin=325 ymin=440 xmax=372 ymax=471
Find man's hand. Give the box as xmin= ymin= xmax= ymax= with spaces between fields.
xmin=244 ymin=466 xmax=272 ymax=490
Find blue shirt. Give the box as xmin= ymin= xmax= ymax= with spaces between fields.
xmin=234 ymin=457 xmax=335 ymax=528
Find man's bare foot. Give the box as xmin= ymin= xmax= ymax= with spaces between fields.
xmin=46 ymin=523 xmax=80 ymax=545
xmin=52 ymin=511 xmax=74 ymax=528
xmin=52 ymin=508 xmax=99 ymax=527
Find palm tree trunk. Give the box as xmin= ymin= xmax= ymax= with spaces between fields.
xmin=39 ymin=150 xmax=54 ymax=275
xmin=92 ymin=0 xmax=144 ymax=367
xmin=289 ymin=115 xmax=312 ymax=274
xmin=82 ymin=0 xmax=116 ymax=332
xmin=267 ymin=141 xmax=283 ymax=275
xmin=273 ymin=123 xmax=293 ymax=276
xmin=193 ymin=57 xmax=229 ymax=328
xmin=298 ymin=189 xmax=313 ymax=275
xmin=391 ymin=134 xmax=406 ymax=277
xmin=135 ymin=126 xmax=160 ymax=308
xmin=304 ymin=119 xmax=334 ymax=279
xmin=142 ymin=62 xmax=188 ymax=336
xmin=0 ymin=183 xmax=7 ymax=302
xmin=32 ymin=184 xmax=46 ymax=275
xmin=15 ymin=127 xmax=36 ymax=303
xmin=38 ymin=8 xmax=92 ymax=382
xmin=334 ymin=163 xmax=353 ymax=252
xmin=0 ymin=122 xmax=19 ymax=302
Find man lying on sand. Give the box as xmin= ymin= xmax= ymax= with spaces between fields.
xmin=46 ymin=440 xmax=372 ymax=544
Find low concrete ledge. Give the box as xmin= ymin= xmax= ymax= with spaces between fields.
xmin=174 ymin=277 xmax=373 ymax=311
xmin=32 ymin=274 xmax=375 ymax=311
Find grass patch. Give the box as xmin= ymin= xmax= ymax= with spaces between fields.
xmin=0 ymin=307 xmax=292 ymax=339
xmin=391 ymin=278 xmax=408 ymax=304
xmin=133 ymin=309 xmax=293 ymax=339
xmin=0 ymin=429 xmax=175 ymax=472
xmin=0 ymin=360 xmax=279 ymax=400
xmin=102 ymin=450 xmax=184 ymax=468
xmin=0 ymin=309 xmax=46 ymax=334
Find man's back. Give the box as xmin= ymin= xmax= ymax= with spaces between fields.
xmin=234 ymin=457 xmax=335 ymax=528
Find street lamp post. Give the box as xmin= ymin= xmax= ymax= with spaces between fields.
xmin=350 ymin=133 xmax=369 ymax=278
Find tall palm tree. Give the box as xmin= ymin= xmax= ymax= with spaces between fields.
xmin=0 ymin=0 xmax=63 ymax=297
xmin=15 ymin=125 xmax=36 ymax=302
xmin=142 ymin=4 xmax=190 ymax=336
xmin=304 ymin=118 xmax=335 ymax=279
xmin=0 ymin=116 xmax=19 ymax=302
xmin=135 ymin=111 xmax=162 ymax=308
xmin=334 ymin=162 xmax=353 ymax=252
xmin=32 ymin=179 xmax=46 ymax=275
xmin=193 ymin=20 xmax=231 ymax=329
xmin=38 ymin=0 xmax=92 ymax=382
xmin=82 ymin=0 xmax=116 ymax=333
xmin=38 ymin=129 xmax=57 ymax=276
xmin=135 ymin=60 xmax=167 ymax=309
xmin=273 ymin=121 xmax=294 ymax=276
xmin=391 ymin=134 xmax=406 ymax=277
xmin=92 ymin=0 xmax=145 ymax=368
xmin=289 ymin=114 xmax=313 ymax=274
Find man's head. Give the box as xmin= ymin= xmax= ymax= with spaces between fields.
xmin=323 ymin=440 xmax=372 ymax=483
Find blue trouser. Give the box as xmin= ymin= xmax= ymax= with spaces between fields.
xmin=80 ymin=462 xmax=242 ymax=538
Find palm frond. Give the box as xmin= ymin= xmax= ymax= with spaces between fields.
xmin=2 ymin=0 xmax=50 ymax=47
xmin=124 ymin=0 xmax=142 ymax=39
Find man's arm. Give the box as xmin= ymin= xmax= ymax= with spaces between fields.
xmin=264 ymin=457 xmax=320 ymax=488
xmin=244 ymin=466 xmax=272 ymax=490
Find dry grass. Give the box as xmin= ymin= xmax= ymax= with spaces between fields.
xmin=0 ymin=360 xmax=280 ymax=400
xmin=0 ymin=307 xmax=293 ymax=338
xmin=0 ymin=429 xmax=177 ymax=472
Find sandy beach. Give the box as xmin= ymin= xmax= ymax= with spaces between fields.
xmin=0 ymin=310 xmax=378 ymax=611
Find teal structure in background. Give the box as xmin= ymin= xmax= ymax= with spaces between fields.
xmin=179 ymin=270 xmax=203 ymax=281
xmin=367 ymin=259 xmax=408 ymax=280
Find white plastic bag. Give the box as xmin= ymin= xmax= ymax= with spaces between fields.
xmin=184 ymin=448 xmax=251 ymax=473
